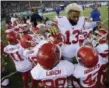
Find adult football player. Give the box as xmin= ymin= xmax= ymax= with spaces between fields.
xmin=50 ymin=3 xmax=102 ymax=62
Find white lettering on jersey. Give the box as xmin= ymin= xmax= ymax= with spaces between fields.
xmin=73 ymin=57 xmax=102 ymax=87
xmin=31 ymin=60 xmax=74 ymax=88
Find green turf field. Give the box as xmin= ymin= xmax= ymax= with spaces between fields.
xmin=44 ymin=6 xmax=108 ymax=25
xmin=1 ymin=6 xmax=108 ymax=88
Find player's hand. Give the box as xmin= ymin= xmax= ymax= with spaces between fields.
xmin=48 ymin=24 xmax=60 ymax=35
xmin=96 ymin=21 xmax=102 ymax=27
xmin=96 ymin=21 xmax=108 ymax=30
xmin=85 ymin=17 xmax=92 ymax=22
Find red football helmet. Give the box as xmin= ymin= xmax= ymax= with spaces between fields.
xmin=77 ymin=46 xmax=98 ymax=68
xmin=37 ymin=42 xmax=60 ymax=69
xmin=6 ymin=31 xmax=18 ymax=44
xmin=20 ymin=34 xmax=35 ymax=49
xmin=95 ymin=28 xmax=108 ymax=43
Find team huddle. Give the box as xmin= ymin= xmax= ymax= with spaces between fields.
xmin=2 ymin=3 xmax=108 ymax=88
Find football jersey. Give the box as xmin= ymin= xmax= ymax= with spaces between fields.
xmin=32 ymin=34 xmax=45 ymax=43
xmin=4 ymin=44 xmax=33 ymax=72
xmin=31 ymin=60 xmax=75 ymax=88
xmin=56 ymin=16 xmax=85 ymax=60
xmin=96 ymin=44 xmax=108 ymax=86
xmin=96 ymin=43 xmax=108 ymax=64
xmin=56 ymin=16 xmax=85 ymax=34
xmin=23 ymin=45 xmax=39 ymax=65
xmin=56 ymin=16 xmax=96 ymax=61
xmin=73 ymin=56 xmax=103 ymax=87
xmin=97 ymin=55 xmax=108 ymax=86
xmin=23 ymin=40 xmax=48 ymax=65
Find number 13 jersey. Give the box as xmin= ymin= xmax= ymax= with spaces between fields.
xmin=56 ymin=16 xmax=85 ymax=60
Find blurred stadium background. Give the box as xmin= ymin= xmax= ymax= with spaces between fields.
xmin=1 ymin=1 xmax=109 ymax=88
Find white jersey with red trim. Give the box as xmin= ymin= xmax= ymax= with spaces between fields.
xmin=96 ymin=43 xmax=108 ymax=64
xmin=73 ymin=56 xmax=103 ymax=87
xmin=23 ymin=44 xmax=39 ymax=65
xmin=31 ymin=60 xmax=75 ymax=88
xmin=56 ymin=16 xmax=96 ymax=61
xmin=4 ymin=44 xmax=33 ymax=72
xmin=57 ymin=16 xmax=85 ymax=37
xmin=96 ymin=43 xmax=108 ymax=86
xmin=32 ymin=34 xmax=45 ymax=43
xmin=56 ymin=16 xmax=85 ymax=60
xmin=56 ymin=16 xmax=96 ymax=35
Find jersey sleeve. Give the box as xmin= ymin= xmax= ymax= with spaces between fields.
xmin=63 ymin=60 xmax=75 ymax=76
xmin=31 ymin=64 xmax=43 ymax=80
xmin=84 ymin=21 xmax=97 ymax=29
xmin=3 ymin=46 xmax=8 ymax=54
xmin=31 ymin=66 xmax=38 ymax=80
xmin=73 ymin=64 xmax=83 ymax=79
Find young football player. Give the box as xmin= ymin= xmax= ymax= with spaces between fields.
xmin=4 ymin=31 xmax=33 ymax=88
xmin=73 ymin=45 xmax=103 ymax=88
xmin=30 ymin=40 xmax=75 ymax=88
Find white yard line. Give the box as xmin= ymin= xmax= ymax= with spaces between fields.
xmin=1 ymin=71 xmax=18 ymax=82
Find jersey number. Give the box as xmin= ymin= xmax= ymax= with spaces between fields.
xmin=10 ymin=51 xmax=24 ymax=61
xmin=83 ymin=71 xmax=98 ymax=86
xmin=43 ymin=78 xmax=66 ymax=88
xmin=65 ymin=30 xmax=80 ymax=44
